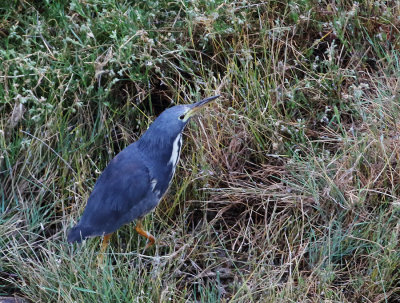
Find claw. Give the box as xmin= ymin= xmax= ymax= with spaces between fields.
xmin=135 ymin=220 xmax=155 ymax=248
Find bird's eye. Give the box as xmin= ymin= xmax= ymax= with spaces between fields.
xmin=179 ymin=114 xmax=185 ymax=120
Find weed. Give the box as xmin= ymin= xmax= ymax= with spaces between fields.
xmin=1 ymin=0 xmax=400 ymax=302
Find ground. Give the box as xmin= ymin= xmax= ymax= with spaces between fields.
xmin=1 ymin=1 xmax=400 ymax=302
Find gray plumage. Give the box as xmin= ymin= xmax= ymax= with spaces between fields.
xmin=67 ymin=96 xmax=219 ymax=243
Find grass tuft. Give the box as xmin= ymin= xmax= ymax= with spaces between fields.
xmin=1 ymin=0 xmax=400 ymax=302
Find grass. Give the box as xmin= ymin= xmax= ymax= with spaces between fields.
xmin=1 ymin=0 xmax=400 ymax=302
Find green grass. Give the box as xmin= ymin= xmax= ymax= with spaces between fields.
xmin=1 ymin=0 xmax=400 ymax=302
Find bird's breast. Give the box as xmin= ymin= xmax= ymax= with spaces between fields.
xmin=139 ymin=132 xmax=184 ymax=201
xmin=168 ymin=133 xmax=182 ymax=171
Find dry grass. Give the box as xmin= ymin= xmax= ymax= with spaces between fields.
xmin=1 ymin=0 xmax=400 ymax=302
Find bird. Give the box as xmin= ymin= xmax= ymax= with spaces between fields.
xmin=67 ymin=95 xmax=220 ymax=254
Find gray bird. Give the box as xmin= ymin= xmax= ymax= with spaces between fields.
xmin=67 ymin=95 xmax=219 ymax=252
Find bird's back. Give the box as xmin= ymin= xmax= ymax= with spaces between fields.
xmin=67 ymin=143 xmax=160 ymax=242
xmin=68 ymin=119 xmax=185 ymax=243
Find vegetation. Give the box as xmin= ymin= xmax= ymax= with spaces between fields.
xmin=1 ymin=0 xmax=400 ymax=302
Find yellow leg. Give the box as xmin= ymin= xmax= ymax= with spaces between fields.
xmin=100 ymin=233 xmax=112 ymax=253
xmin=97 ymin=233 xmax=112 ymax=265
xmin=135 ymin=220 xmax=155 ymax=249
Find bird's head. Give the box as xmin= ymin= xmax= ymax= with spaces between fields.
xmin=143 ymin=95 xmax=220 ymax=139
xmin=170 ymin=95 xmax=220 ymax=123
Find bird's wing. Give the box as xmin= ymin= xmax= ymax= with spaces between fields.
xmin=78 ymin=150 xmax=153 ymax=233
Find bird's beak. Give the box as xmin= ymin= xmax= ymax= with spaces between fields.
xmin=184 ymin=95 xmax=220 ymax=120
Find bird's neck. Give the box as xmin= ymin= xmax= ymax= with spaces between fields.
xmin=137 ymin=131 xmax=184 ymax=195
xmin=137 ymin=131 xmax=183 ymax=165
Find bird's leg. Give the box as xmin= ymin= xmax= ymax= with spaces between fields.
xmin=100 ymin=233 xmax=112 ymax=253
xmin=135 ymin=220 xmax=155 ymax=249
xmin=97 ymin=233 xmax=112 ymax=265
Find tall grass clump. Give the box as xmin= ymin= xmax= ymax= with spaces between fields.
xmin=1 ymin=0 xmax=400 ymax=302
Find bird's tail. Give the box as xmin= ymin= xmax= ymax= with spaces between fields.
xmin=67 ymin=225 xmax=86 ymax=243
